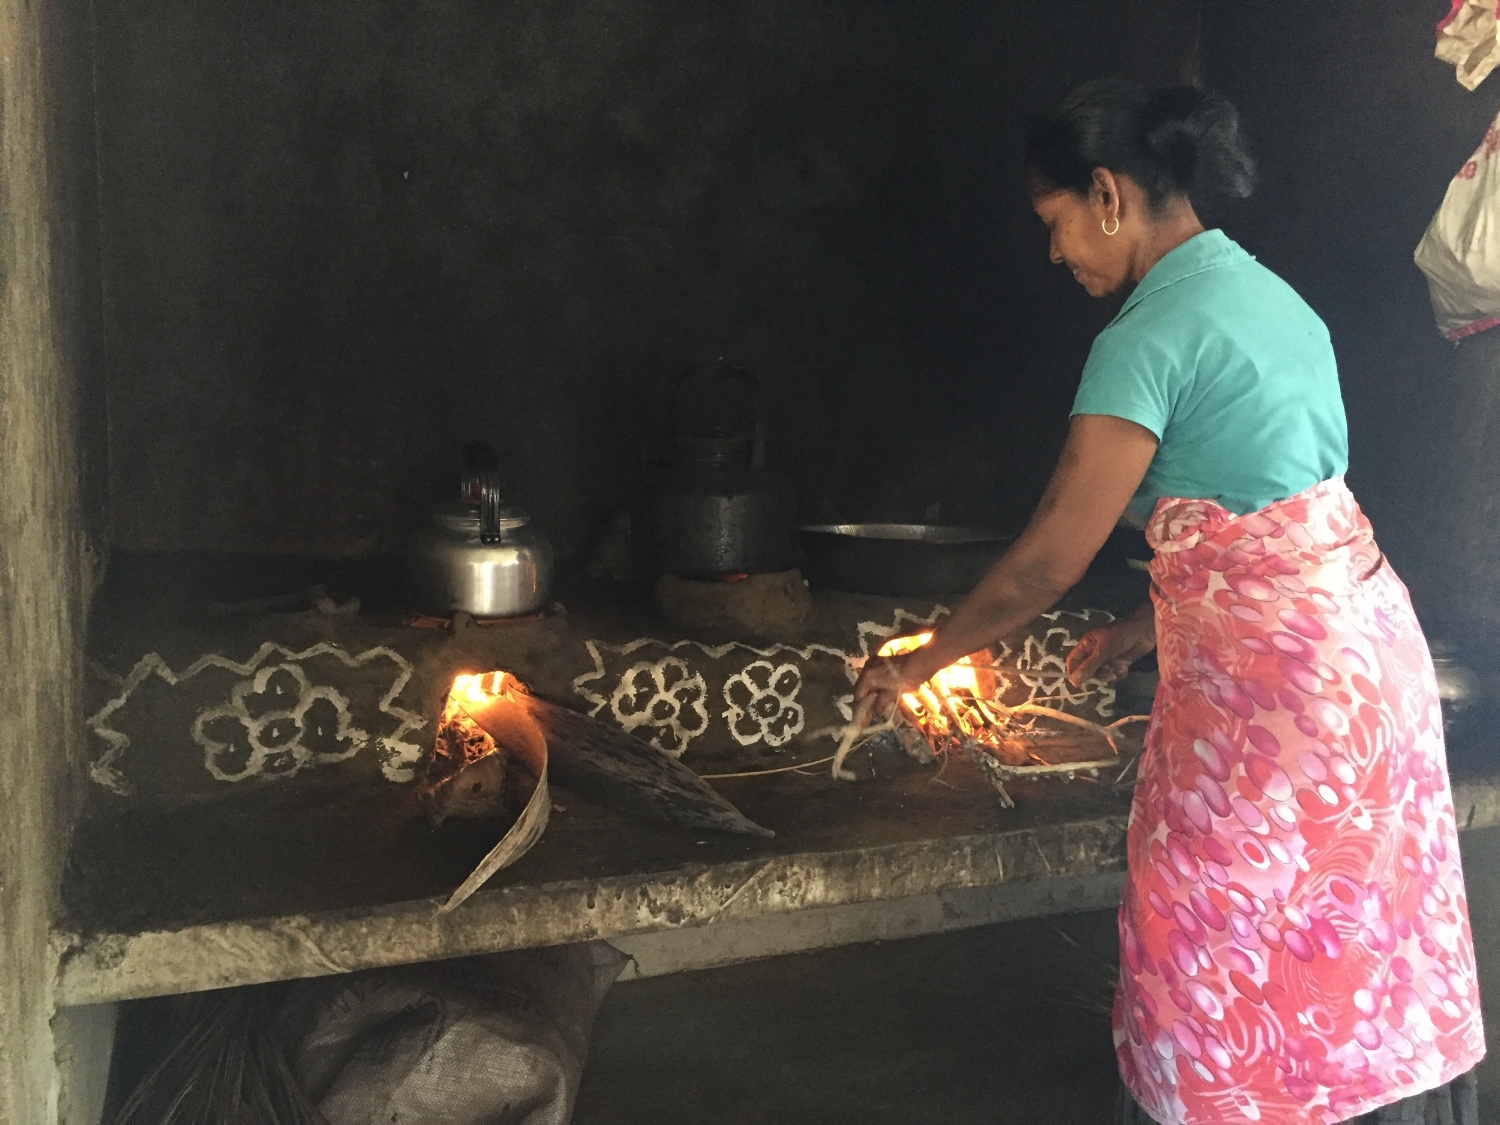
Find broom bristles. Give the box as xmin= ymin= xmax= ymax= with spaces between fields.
xmin=113 ymin=989 xmax=326 ymax=1125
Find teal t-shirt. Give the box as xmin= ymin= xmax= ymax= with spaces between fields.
xmin=1070 ymin=229 xmax=1348 ymax=527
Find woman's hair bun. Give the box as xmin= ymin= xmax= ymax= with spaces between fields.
xmin=1140 ymin=86 xmax=1255 ymax=208
xmin=1026 ymin=79 xmax=1255 ymax=213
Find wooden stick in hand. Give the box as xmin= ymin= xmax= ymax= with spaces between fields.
xmin=832 ymin=697 xmax=876 ymax=781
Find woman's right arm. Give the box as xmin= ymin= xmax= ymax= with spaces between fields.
xmin=854 ymin=413 xmax=1158 ymax=717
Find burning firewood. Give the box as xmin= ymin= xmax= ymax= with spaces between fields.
xmin=421 ymin=673 xmax=538 ymax=826
xmin=832 ymin=634 xmax=1149 ymax=799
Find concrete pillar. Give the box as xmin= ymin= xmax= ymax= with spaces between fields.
xmin=0 ymin=0 xmax=102 ymax=1119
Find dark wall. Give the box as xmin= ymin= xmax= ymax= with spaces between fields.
xmin=96 ymin=0 xmax=1199 ymax=559
xmin=1204 ymin=3 xmax=1500 ymax=631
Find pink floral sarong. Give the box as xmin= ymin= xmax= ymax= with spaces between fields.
xmin=1116 ymin=478 xmax=1485 ymax=1125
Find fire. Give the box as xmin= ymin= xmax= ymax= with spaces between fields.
xmin=426 ymin=670 xmax=523 ymax=823
xmin=864 ymin=633 xmax=1143 ymax=801
xmin=432 ymin=670 xmax=515 ymax=783
xmin=875 ymin=633 xmax=1015 ymax=755
xmin=443 ymin=671 xmax=512 ymax=722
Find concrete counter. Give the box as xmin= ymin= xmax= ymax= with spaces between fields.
xmin=55 ymin=741 xmax=1138 ymax=1005
xmin=51 ymin=747 xmax=1500 ymax=1006
xmin=61 ymin=556 xmax=1500 ymax=1007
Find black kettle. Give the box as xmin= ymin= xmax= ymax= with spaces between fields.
xmin=638 ymin=362 xmax=797 ymax=578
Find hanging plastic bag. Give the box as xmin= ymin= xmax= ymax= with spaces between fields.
xmin=1415 ymin=114 xmax=1500 ymax=340
xmin=1436 ymin=0 xmax=1500 ymax=90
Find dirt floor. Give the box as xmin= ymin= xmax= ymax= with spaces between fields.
xmin=574 ymin=910 xmax=1125 ymax=1125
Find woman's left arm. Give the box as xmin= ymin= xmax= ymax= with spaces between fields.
xmin=854 ymin=414 xmax=1158 ymax=717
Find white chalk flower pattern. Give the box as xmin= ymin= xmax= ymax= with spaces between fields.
xmin=610 ymin=657 xmax=710 ymax=756
xmin=723 ymin=660 xmax=804 ymax=747
xmin=192 ymin=663 xmax=367 ymax=781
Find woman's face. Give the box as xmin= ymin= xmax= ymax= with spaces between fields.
xmin=1033 ymin=185 xmax=1132 ymax=298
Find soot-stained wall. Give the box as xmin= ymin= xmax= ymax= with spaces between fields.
xmin=96 ymin=0 xmax=1199 ymax=559
xmin=1204 ymin=4 xmax=1499 ymax=633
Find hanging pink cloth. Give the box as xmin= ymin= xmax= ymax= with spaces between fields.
xmin=1116 ymin=478 xmax=1485 ymax=1125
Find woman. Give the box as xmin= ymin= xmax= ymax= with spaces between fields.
xmin=854 ymin=81 xmax=1484 ymax=1125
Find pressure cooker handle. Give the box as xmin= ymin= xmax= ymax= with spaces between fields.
xmin=669 ymin=360 xmax=768 ymax=470
xmin=477 ymin=468 xmax=504 ymax=545
xmin=461 ymin=442 xmax=499 ymax=505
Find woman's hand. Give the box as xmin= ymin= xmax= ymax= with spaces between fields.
xmin=853 ymin=652 xmax=920 ymax=721
xmin=1066 ymin=601 xmax=1156 ymax=686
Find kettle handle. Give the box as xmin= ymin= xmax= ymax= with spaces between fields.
xmin=477 ymin=468 xmax=504 ymax=545
xmin=670 ymin=360 xmax=767 ymax=471
xmin=461 ymin=442 xmax=499 ymax=504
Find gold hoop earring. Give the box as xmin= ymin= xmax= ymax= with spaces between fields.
xmin=1102 ymin=216 xmax=1120 ymax=236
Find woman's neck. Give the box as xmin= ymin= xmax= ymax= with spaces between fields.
xmin=1129 ymin=204 xmax=1206 ymax=283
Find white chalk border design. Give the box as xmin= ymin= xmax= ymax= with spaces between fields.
xmin=573 ymin=635 xmax=857 ymax=756
xmin=572 ymin=607 xmax=956 ymax=755
xmin=87 ymin=643 xmax=427 ymax=794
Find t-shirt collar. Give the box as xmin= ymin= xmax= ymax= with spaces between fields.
xmin=1110 ymin=229 xmax=1249 ymax=324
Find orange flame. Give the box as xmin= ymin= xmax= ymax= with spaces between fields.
xmin=442 ymin=671 xmax=512 ymax=723
xmin=875 ymin=634 xmax=1008 ymax=750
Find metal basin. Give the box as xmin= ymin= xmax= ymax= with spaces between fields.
xmin=798 ymin=523 xmax=1014 ymax=598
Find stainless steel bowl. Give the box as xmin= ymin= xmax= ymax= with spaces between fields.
xmin=798 ymin=523 xmax=1014 ymax=597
